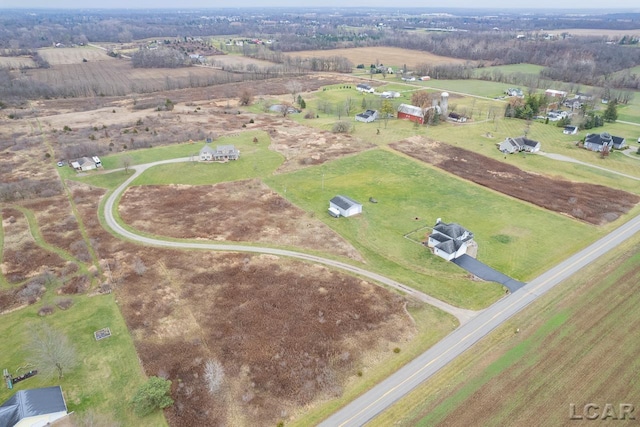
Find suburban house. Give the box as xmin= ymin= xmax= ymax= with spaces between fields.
xmin=563 ymin=125 xmax=578 ymax=135
xmin=427 ymin=219 xmax=476 ymax=261
xmin=497 ymin=136 xmax=541 ymax=154
xmin=545 ymin=89 xmax=568 ymax=99
xmin=199 ymin=144 xmax=240 ymax=161
xmin=0 ymin=386 xmax=68 ymax=426
xmin=328 ymin=195 xmax=362 ymax=218
xmin=70 ymin=156 xmax=101 ymax=171
xmin=505 ymin=88 xmax=524 ymax=98
xmin=397 ymin=104 xmax=424 ymax=124
xmin=355 ymin=109 xmax=378 ymax=123
xmin=547 ymin=110 xmax=569 ymax=121
xmin=356 ymin=83 xmax=375 ymax=94
xmin=563 ymin=96 xmax=583 ymax=110
xmin=583 ymin=132 xmax=626 ymax=152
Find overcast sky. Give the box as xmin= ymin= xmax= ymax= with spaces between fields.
xmin=1 ymin=1 xmax=638 ymax=10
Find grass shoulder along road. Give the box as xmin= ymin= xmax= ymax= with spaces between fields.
xmin=371 ymin=233 xmax=640 ymax=426
xmin=0 ymin=293 xmax=166 ymax=427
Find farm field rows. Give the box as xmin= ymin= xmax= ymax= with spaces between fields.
xmin=371 ymin=234 xmax=640 ymax=427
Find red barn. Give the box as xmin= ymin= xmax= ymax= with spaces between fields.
xmin=397 ymin=104 xmax=424 ymax=124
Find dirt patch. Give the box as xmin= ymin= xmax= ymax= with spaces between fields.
xmin=119 ymin=180 xmax=363 ymax=261
xmin=391 ymin=137 xmax=639 ymax=225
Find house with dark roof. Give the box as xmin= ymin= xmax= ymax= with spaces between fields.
xmin=563 ymin=125 xmax=578 ymax=135
xmin=356 ymin=83 xmax=374 ymax=94
xmin=497 ymin=136 xmax=541 ymax=154
xmin=0 ymin=386 xmax=68 ymax=426
xmin=199 ymin=144 xmax=240 ymax=161
xmin=397 ymin=104 xmax=424 ymax=124
xmin=328 ymin=195 xmax=362 ymax=218
xmin=427 ymin=219 xmax=475 ymax=261
xmin=584 ymin=132 xmax=625 ymax=152
xmin=355 ymin=109 xmax=378 ymax=123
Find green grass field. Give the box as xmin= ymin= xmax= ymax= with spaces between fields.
xmin=371 ymin=234 xmax=640 ymax=427
xmin=472 ymin=63 xmax=545 ymax=78
xmin=0 ymin=294 xmax=166 ymax=426
xmin=265 ymin=148 xmax=597 ymax=308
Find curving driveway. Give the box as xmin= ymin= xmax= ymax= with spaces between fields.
xmin=102 ymin=158 xmax=478 ymax=324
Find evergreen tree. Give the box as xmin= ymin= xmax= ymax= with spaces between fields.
xmin=603 ymin=99 xmax=618 ymax=122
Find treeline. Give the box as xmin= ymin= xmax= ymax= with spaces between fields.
xmin=131 ymin=48 xmax=191 ymax=69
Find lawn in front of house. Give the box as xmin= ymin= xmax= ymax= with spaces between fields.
xmin=265 ymin=148 xmax=596 ymax=309
xmin=0 ymin=294 xmax=166 ymax=427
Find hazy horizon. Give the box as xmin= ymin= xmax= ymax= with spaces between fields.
xmin=1 ymin=1 xmax=639 ymax=11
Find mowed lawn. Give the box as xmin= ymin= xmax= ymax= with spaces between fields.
xmin=424 ymin=118 xmax=640 ymax=195
xmin=372 ymin=234 xmax=640 ymax=427
xmin=0 ymin=294 xmax=166 ymax=427
xmin=265 ymin=149 xmax=596 ymax=308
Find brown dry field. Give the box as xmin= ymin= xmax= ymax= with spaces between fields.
xmin=561 ymin=28 xmax=640 ymax=37
xmin=119 ymin=180 xmax=363 ymax=261
xmin=286 ymin=46 xmax=470 ymax=68
xmin=23 ymin=196 xmax=88 ymax=261
xmin=1 ymin=207 xmax=67 ymax=283
xmin=206 ymin=54 xmax=277 ymax=68
xmin=391 ymin=137 xmax=640 ymax=225
xmin=0 ymin=56 xmax=37 ymax=69
xmin=37 ymin=46 xmax=116 ymax=65
xmin=384 ymin=240 xmax=640 ymax=427
xmin=1 ymin=74 xmax=372 ymax=172
xmin=67 ymin=181 xmax=416 ymax=426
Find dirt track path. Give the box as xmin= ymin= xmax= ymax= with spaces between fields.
xmin=102 ymin=157 xmax=478 ymax=324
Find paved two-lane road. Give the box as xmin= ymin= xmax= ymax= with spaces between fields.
xmin=102 ymin=158 xmax=477 ymax=324
xmin=319 ymin=213 xmax=640 ymax=427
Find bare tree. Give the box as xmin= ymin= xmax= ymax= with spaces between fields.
xmin=121 ymin=156 xmax=132 ymax=174
xmin=204 ymin=359 xmax=225 ymax=395
xmin=285 ymin=80 xmax=302 ymax=103
xmin=26 ymin=323 xmax=77 ymax=379
xmin=239 ymin=88 xmax=254 ymax=106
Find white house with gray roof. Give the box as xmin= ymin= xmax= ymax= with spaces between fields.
xmin=328 ymin=195 xmax=362 ymax=218
xmin=199 ymin=144 xmax=240 ymax=161
xmin=497 ymin=136 xmax=541 ymax=154
xmin=427 ymin=219 xmax=475 ymax=261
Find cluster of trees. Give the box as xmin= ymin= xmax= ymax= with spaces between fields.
xmin=0 ymin=179 xmax=63 ymax=203
xmin=131 ymin=48 xmax=191 ymax=69
xmin=504 ymin=93 xmax=548 ymax=119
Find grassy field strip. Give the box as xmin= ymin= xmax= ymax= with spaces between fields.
xmin=0 ymin=294 xmax=167 ymax=427
xmin=0 ymin=213 xmax=8 ymax=288
xmin=370 ymin=234 xmax=640 ymax=426
xmin=13 ymin=206 xmax=88 ymax=272
xmin=34 ymin=116 xmax=103 ymax=280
